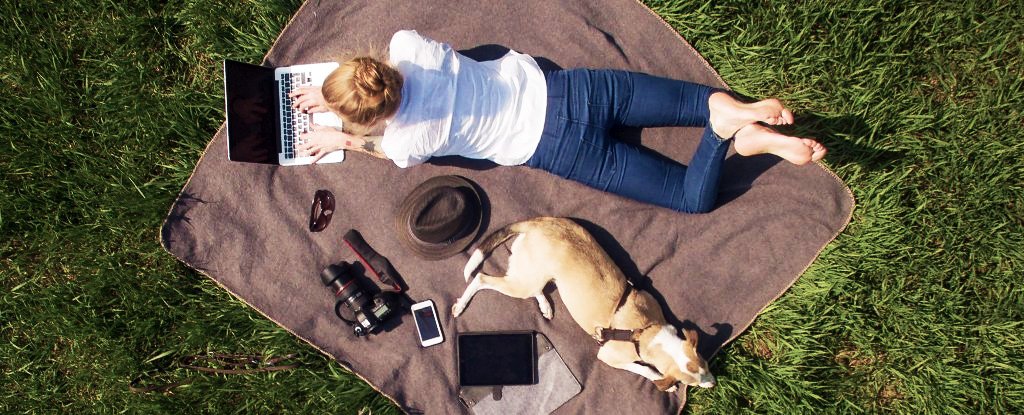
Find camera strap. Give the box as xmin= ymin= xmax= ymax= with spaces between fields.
xmin=343 ymin=229 xmax=404 ymax=293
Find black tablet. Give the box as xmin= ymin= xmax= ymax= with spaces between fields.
xmin=457 ymin=331 xmax=538 ymax=386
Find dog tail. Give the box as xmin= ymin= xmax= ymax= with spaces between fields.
xmin=463 ymin=223 xmax=522 ymax=282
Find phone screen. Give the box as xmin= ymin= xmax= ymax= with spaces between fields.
xmin=414 ymin=305 xmax=441 ymax=341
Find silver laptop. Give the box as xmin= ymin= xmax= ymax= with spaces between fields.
xmin=223 ymin=59 xmax=345 ymax=165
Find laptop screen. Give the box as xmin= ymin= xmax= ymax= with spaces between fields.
xmin=223 ymin=60 xmax=278 ymax=164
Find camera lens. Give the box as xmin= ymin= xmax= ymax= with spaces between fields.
xmin=321 ymin=263 xmax=352 ymax=287
xmin=321 ymin=262 xmax=372 ymax=315
xmin=322 ymin=263 xmax=362 ymax=300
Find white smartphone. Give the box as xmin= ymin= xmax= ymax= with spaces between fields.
xmin=411 ymin=300 xmax=444 ymax=347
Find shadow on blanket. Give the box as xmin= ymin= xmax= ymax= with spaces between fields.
xmin=459 ymin=44 xmax=565 ymax=75
xmin=572 ymin=218 xmax=734 ymax=358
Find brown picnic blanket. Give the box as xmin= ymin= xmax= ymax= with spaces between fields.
xmin=161 ymin=0 xmax=854 ymax=413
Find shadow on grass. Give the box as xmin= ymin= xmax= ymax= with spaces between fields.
xmin=725 ymin=90 xmax=901 ymax=171
xmin=161 ymin=191 xmax=216 ymax=273
xmin=798 ymin=114 xmax=903 ymax=172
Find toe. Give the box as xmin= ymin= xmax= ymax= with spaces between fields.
xmin=812 ymin=148 xmax=827 ymax=162
xmin=782 ymin=109 xmax=794 ymax=124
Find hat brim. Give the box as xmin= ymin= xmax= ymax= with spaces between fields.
xmin=395 ymin=175 xmax=484 ymax=260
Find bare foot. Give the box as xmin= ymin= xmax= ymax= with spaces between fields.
xmin=808 ymin=140 xmax=827 ymax=162
xmin=708 ymin=92 xmax=794 ymax=138
xmin=733 ymin=123 xmax=826 ymax=165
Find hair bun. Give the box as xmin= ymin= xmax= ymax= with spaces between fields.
xmin=353 ymin=58 xmax=388 ymax=96
xmin=321 ymin=55 xmax=403 ymax=127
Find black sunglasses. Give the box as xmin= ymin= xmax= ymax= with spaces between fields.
xmin=309 ymin=190 xmax=335 ymax=232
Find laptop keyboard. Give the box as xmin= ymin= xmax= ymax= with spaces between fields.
xmin=280 ymin=72 xmax=313 ymax=159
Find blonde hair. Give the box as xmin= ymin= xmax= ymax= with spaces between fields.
xmin=322 ymin=56 xmax=403 ymax=133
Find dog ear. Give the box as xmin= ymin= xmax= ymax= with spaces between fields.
xmin=653 ymin=377 xmax=678 ymax=391
xmin=683 ymin=328 xmax=699 ymax=348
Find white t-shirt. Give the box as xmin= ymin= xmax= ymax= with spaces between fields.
xmin=381 ymin=30 xmax=547 ymax=167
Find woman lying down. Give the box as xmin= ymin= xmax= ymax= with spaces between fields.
xmin=290 ymin=30 xmax=826 ymax=214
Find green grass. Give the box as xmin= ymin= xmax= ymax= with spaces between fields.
xmin=1 ymin=0 xmax=1021 ymax=413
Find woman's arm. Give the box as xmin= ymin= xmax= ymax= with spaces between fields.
xmin=347 ymin=135 xmax=388 ymax=159
xmin=298 ymin=125 xmax=389 ymax=162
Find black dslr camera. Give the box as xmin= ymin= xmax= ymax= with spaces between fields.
xmin=321 ymin=261 xmax=402 ymax=337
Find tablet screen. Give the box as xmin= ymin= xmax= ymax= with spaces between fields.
xmin=458 ymin=332 xmax=537 ymax=386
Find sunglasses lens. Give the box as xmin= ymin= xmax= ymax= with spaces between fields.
xmin=312 ymin=217 xmax=328 ymax=232
xmin=309 ymin=190 xmax=335 ymax=232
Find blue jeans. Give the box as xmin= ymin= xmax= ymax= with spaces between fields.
xmin=525 ymin=69 xmax=729 ymax=213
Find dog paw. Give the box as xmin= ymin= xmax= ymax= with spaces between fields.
xmin=534 ymin=295 xmax=553 ymax=319
xmin=664 ymin=385 xmax=678 ymax=393
xmin=452 ymin=303 xmax=465 ymax=318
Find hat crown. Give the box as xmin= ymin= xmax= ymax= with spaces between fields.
xmin=409 ymin=187 xmax=474 ymax=244
xmin=396 ymin=175 xmax=484 ymax=260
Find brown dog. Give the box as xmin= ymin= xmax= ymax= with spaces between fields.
xmin=452 ymin=217 xmax=715 ymax=391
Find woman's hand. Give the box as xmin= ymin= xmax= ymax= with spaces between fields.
xmin=299 ymin=124 xmax=358 ymax=163
xmin=289 ymin=86 xmax=328 ymax=114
